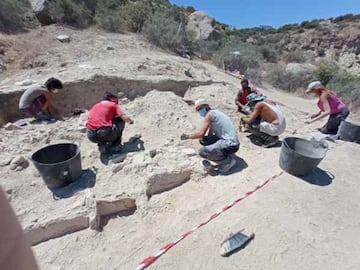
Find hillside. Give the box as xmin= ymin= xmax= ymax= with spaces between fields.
xmin=1 ymin=1 xmax=360 ymax=108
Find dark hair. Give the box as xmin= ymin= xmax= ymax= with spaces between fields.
xmin=45 ymin=77 xmax=63 ymax=91
xmin=241 ymin=79 xmax=249 ymax=86
xmin=103 ymin=92 xmax=118 ymax=101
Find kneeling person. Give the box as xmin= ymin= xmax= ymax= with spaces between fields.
xmin=181 ymin=99 xmax=240 ymax=173
xmin=242 ymin=94 xmax=286 ymax=147
xmin=86 ymin=92 xmax=134 ymax=154
xmin=19 ymin=77 xmax=63 ymax=119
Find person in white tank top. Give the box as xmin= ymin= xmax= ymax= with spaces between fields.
xmin=241 ymin=93 xmax=286 ymax=147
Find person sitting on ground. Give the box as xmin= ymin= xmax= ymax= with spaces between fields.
xmin=180 ymin=99 xmax=240 ymax=173
xmin=86 ymin=92 xmax=134 ymax=154
xmin=19 ymin=77 xmax=63 ymax=119
xmin=241 ymin=93 xmax=286 ymax=147
xmin=305 ymin=81 xmax=349 ymax=135
xmin=235 ymin=79 xmax=261 ymax=115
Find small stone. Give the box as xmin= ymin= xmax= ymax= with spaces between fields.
xmin=10 ymin=156 xmax=29 ymax=171
xmin=106 ymin=46 xmax=114 ymax=50
xmin=6 ymin=188 xmax=13 ymax=195
xmin=4 ymin=122 xmax=21 ymax=131
xmin=57 ymin=35 xmax=70 ymax=43
xmin=78 ymin=126 xmax=87 ymax=133
xmin=112 ymin=163 xmax=126 ymax=173
xmin=0 ymin=157 xmax=13 ymax=167
xmin=182 ymin=148 xmax=197 ymax=157
xmin=149 ymin=149 xmax=157 ymax=158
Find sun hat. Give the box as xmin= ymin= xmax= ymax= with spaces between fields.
xmin=306 ymin=81 xmax=322 ymax=94
xmin=246 ymin=93 xmax=266 ymax=106
xmin=194 ymin=99 xmax=209 ymax=111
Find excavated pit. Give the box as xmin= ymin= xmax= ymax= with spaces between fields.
xmin=0 ymin=75 xmax=214 ymax=126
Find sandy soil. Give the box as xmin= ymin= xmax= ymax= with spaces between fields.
xmin=0 ymin=26 xmax=360 ymax=270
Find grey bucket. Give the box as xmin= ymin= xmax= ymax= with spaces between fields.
xmin=279 ymin=137 xmax=328 ymax=176
xmin=31 ymin=143 xmax=82 ymax=189
xmin=338 ymin=120 xmax=360 ymax=144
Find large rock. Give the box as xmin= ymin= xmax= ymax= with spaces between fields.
xmin=31 ymin=0 xmax=54 ymax=25
xmin=187 ymin=11 xmax=222 ymax=41
xmin=31 ymin=0 xmax=96 ymax=25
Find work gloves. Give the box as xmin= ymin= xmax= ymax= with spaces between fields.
xmin=180 ymin=133 xmax=190 ymax=140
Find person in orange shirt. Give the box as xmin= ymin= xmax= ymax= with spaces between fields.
xmin=86 ymin=92 xmax=134 ymax=154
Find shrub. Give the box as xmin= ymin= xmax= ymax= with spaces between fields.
xmin=95 ymin=0 xmax=127 ymax=32
xmin=0 ymin=0 xmax=30 ymax=33
xmin=50 ymin=0 xmax=93 ymax=28
xmin=212 ymin=37 xmax=261 ymax=73
xmin=143 ymin=8 xmax=186 ymax=50
xmin=267 ymin=66 xmax=316 ymax=92
xmin=283 ymin=50 xmax=306 ymax=63
xmin=258 ymin=45 xmax=278 ymax=62
xmin=193 ymin=40 xmax=221 ymax=60
xmin=123 ymin=0 xmax=151 ymax=33
xmin=245 ymin=68 xmax=261 ymax=85
xmin=315 ymin=63 xmax=339 ymax=85
xmin=314 ymin=63 xmax=360 ymax=104
xmin=278 ymin=23 xmax=298 ymax=32
xmin=317 ymin=48 xmax=325 ymax=57
xmin=300 ymin=19 xmax=320 ymax=29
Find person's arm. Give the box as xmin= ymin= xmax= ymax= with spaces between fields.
xmin=305 ymin=94 xmax=330 ymax=124
xmin=0 ymin=188 xmax=39 ymax=270
xmin=120 ymin=114 xmax=134 ymax=124
xmin=181 ymin=112 xmax=212 ymax=140
xmin=243 ymin=103 xmax=262 ymax=124
xmin=235 ymin=91 xmax=244 ymax=108
xmin=43 ymin=91 xmax=62 ymax=115
xmin=189 ymin=112 xmax=212 ymax=139
xmin=116 ymin=105 xmax=134 ymax=124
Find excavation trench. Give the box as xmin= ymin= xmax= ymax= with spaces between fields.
xmin=0 ymin=75 xmax=215 ymax=126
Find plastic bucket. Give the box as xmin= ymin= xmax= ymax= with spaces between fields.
xmin=279 ymin=137 xmax=328 ymax=176
xmin=32 ymin=143 xmax=82 ymax=189
xmin=338 ymin=120 xmax=360 ymax=144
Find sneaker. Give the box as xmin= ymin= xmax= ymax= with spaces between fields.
xmin=218 ymin=156 xmax=236 ymax=174
xmin=202 ymin=160 xmax=214 ymax=173
xmin=262 ymin=136 xmax=279 ymax=148
xmin=109 ymin=144 xmax=123 ymax=153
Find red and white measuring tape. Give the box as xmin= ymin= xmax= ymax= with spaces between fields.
xmin=135 ymin=171 xmax=284 ymax=270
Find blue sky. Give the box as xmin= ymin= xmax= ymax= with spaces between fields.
xmin=169 ymin=0 xmax=360 ymax=28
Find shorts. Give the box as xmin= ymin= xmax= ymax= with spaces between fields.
xmin=20 ymin=95 xmax=46 ymax=116
xmin=259 ymin=121 xmax=286 ymax=136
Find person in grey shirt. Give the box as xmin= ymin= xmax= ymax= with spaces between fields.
xmin=19 ymin=77 xmax=63 ymax=119
xmin=181 ymin=99 xmax=240 ymax=173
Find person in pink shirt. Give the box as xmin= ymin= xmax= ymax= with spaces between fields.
xmin=305 ymin=81 xmax=349 ymax=135
xmin=86 ymin=92 xmax=134 ymax=153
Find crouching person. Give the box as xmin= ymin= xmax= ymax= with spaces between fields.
xmin=86 ymin=92 xmax=134 ymax=154
xmin=241 ymin=93 xmax=286 ymax=147
xmin=181 ymin=99 xmax=240 ymax=173
xmin=19 ymin=77 xmax=63 ymax=120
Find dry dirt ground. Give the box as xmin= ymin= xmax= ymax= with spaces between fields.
xmin=1 ymin=25 xmax=360 ymax=270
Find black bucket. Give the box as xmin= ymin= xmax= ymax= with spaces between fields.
xmin=32 ymin=143 xmax=82 ymax=189
xmin=338 ymin=120 xmax=360 ymax=144
xmin=279 ymin=137 xmax=328 ymax=176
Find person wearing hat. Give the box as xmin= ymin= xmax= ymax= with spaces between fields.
xmin=19 ymin=77 xmax=63 ymax=119
xmin=180 ymin=99 xmax=240 ymax=173
xmin=305 ymin=81 xmax=349 ymax=135
xmin=241 ymin=93 xmax=286 ymax=147
xmin=86 ymin=92 xmax=134 ymax=154
xmin=235 ymin=79 xmax=261 ymax=115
